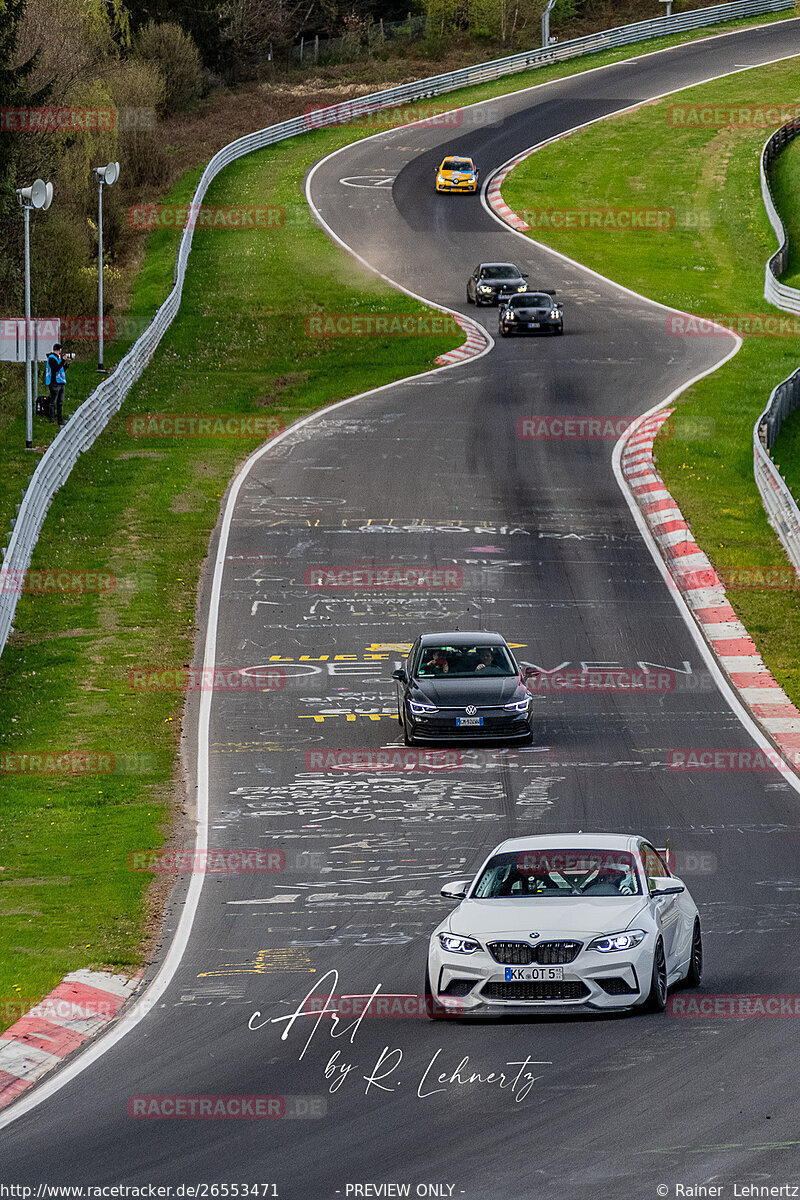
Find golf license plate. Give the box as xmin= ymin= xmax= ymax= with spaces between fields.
xmin=456 ymin=716 xmax=483 ymax=727
xmin=504 ymin=966 xmax=564 ymax=982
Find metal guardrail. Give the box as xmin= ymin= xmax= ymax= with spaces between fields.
xmin=0 ymin=0 xmax=795 ymax=657
xmin=761 ymin=117 xmax=800 ymax=311
xmin=754 ymin=121 xmax=800 ymax=575
xmin=754 ymin=374 xmax=800 ymax=568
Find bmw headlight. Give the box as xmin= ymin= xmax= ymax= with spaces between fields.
xmin=438 ymin=933 xmax=481 ymax=954
xmin=550 ymin=309 xmax=560 ymax=319
xmin=478 ymin=285 xmax=492 ymax=293
xmin=505 ymin=311 xmax=517 ymax=321
xmin=588 ymin=929 xmax=647 ymax=953
xmin=409 ymin=698 xmax=437 ymax=715
xmin=517 ymin=284 xmax=527 ymax=292
xmin=504 ymin=697 xmax=530 ymax=712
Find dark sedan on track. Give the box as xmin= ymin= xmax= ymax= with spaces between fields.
xmin=499 ymin=291 xmax=563 ymax=336
xmin=466 ymin=262 xmax=529 ymax=306
xmin=392 ymin=632 xmax=535 ymax=745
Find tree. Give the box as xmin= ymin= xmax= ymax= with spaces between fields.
xmin=0 ymin=0 xmax=46 ymax=308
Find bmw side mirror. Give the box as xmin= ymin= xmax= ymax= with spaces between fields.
xmin=440 ymin=880 xmax=470 ymax=900
xmin=650 ymin=876 xmax=685 ymax=897
xmin=392 ymin=668 xmax=407 ymax=683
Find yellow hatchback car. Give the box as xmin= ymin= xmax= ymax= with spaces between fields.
xmin=435 ymin=156 xmax=479 ymax=193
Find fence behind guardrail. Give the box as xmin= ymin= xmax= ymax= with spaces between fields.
xmin=754 ymin=121 xmax=800 ymax=577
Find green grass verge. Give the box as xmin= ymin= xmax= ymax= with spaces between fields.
xmin=767 ymin=135 xmax=800 ymax=511
xmin=0 ymin=9 xmax=795 ymax=1028
xmin=502 ymin=54 xmax=800 ymax=705
xmin=771 ymin=131 xmax=800 ymax=290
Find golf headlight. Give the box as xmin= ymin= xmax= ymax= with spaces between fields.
xmin=438 ymin=933 xmax=480 ymax=954
xmin=588 ymin=929 xmax=646 ymax=953
xmin=504 ymin=696 xmax=530 ymax=712
xmin=409 ymin=698 xmax=437 ymax=715
xmin=478 ymin=285 xmax=492 ymax=293
xmin=517 ymin=284 xmax=527 ymax=291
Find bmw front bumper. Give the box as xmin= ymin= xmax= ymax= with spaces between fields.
xmin=428 ymin=938 xmax=653 ymax=1014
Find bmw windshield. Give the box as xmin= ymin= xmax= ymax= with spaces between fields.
xmin=472 ymin=850 xmax=642 ymax=898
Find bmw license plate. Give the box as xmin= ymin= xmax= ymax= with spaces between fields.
xmin=456 ymin=716 xmax=483 ymax=726
xmin=527 ymin=322 xmax=540 ymax=329
xmin=504 ymin=966 xmax=563 ymax=982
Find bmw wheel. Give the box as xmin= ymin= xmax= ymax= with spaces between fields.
xmin=642 ymin=937 xmax=668 ymax=1012
xmin=684 ymin=920 xmax=703 ymax=987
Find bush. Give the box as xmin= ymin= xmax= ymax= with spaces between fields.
xmin=107 ymin=60 xmax=169 ymax=189
xmin=30 ymin=206 xmax=96 ymax=318
xmin=135 ymin=20 xmax=203 ymax=115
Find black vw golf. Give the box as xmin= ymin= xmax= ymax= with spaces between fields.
xmin=392 ymin=632 xmax=535 ymax=744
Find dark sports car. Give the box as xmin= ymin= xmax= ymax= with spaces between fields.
xmin=466 ymin=263 xmax=529 ymax=306
xmin=498 ymin=290 xmax=563 ymax=336
xmin=391 ymin=631 xmax=535 ymax=744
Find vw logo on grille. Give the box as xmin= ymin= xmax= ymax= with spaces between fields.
xmin=465 ymin=705 xmax=477 ymax=716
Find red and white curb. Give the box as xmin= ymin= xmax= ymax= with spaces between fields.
xmin=0 ymin=970 xmax=139 ymax=1110
xmin=486 ymin=157 xmax=531 ymax=232
xmin=621 ymin=409 xmax=800 ymax=768
xmin=435 ymin=313 xmax=491 ymax=365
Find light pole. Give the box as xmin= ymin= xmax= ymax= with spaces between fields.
xmin=92 ymin=161 xmax=120 ymax=372
xmin=542 ymin=0 xmax=558 ymax=46
xmin=16 ymin=178 xmax=54 ymax=449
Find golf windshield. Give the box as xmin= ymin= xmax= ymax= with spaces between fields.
xmin=417 ymin=644 xmax=516 ymax=677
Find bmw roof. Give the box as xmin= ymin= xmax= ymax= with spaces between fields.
xmin=418 ymin=631 xmax=509 ymax=646
xmin=491 ymin=833 xmax=644 ymax=854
